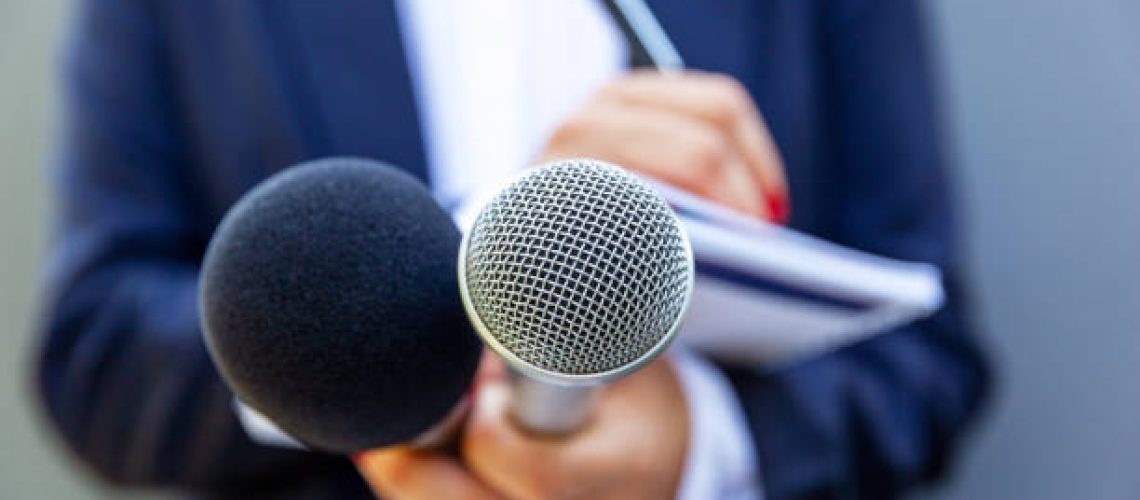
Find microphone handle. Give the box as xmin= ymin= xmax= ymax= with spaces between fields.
xmin=508 ymin=371 xmax=600 ymax=435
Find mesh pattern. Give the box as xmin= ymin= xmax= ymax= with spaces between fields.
xmin=464 ymin=159 xmax=691 ymax=375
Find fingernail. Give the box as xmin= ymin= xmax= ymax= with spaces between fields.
xmin=351 ymin=452 xmax=367 ymax=465
xmin=766 ymin=190 xmax=789 ymax=224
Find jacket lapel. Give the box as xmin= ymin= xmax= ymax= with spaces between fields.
xmin=273 ymin=0 xmax=429 ymax=182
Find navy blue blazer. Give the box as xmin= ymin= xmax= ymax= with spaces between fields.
xmin=36 ymin=0 xmax=990 ymax=498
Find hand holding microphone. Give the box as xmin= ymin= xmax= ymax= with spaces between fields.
xmin=203 ymin=70 xmax=781 ymax=499
xmin=359 ymin=355 xmax=689 ymax=500
xmin=357 ymin=72 xmax=788 ymax=499
xmin=359 ymin=160 xmax=695 ymax=499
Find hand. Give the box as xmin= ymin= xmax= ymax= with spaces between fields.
xmin=354 ymin=356 xmax=690 ymax=500
xmin=354 ymin=447 xmax=502 ymax=500
xmin=539 ymin=70 xmax=789 ymax=222
xmin=461 ymin=357 xmax=688 ymax=500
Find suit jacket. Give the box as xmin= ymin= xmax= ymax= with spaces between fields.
xmin=35 ymin=0 xmax=991 ymax=498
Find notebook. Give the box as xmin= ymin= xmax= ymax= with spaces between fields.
xmin=646 ymin=179 xmax=944 ymax=366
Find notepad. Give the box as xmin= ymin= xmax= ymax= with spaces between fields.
xmin=645 ymin=179 xmax=945 ymax=366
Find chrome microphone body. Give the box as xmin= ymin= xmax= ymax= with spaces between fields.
xmin=458 ymin=159 xmax=694 ymax=435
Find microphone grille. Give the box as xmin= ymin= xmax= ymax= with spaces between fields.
xmin=462 ymin=159 xmax=692 ymax=377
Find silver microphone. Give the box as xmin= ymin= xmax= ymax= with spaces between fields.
xmin=458 ymin=158 xmax=694 ymax=435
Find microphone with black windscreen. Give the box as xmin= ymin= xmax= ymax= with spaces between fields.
xmin=200 ymin=157 xmax=481 ymax=454
xmin=459 ymin=159 xmax=694 ymax=434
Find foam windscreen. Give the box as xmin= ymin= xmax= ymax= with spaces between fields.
xmin=200 ymin=157 xmax=480 ymax=453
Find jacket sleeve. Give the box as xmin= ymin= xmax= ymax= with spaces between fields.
xmin=33 ymin=0 xmax=344 ymax=491
xmin=717 ymin=1 xmax=992 ymax=498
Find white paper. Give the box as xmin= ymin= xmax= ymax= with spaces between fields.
xmin=647 ymin=179 xmax=945 ymax=365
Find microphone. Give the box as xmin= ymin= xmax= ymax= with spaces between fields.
xmin=458 ymin=159 xmax=694 ymax=434
xmin=200 ymin=157 xmax=482 ymax=454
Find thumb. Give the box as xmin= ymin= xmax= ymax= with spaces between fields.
xmin=467 ymin=372 xmax=512 ymax=440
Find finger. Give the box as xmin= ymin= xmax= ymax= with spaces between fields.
xmin=577 ymin=359 xmax=690 ymax=497
xmin=355 ymin=447 xmax=501 ymax=500
xmin=604 ymin=71 xmax=789 ymax=220
xmin=475 ymin=350 xmax=507 ymax=387
xmin=463 ymin=380 xmax=615 ymax=500
xmin=739 ymin=109 xmax=789 ymax=222
xmin=462 ymin=360 xmax=689 ymax=499
xmin=609 ymin=71 xmax=788 ymax=198
xmin=722 ymin=156 xmax=771 ymax=221
xmin=463 ymin=381 xmax=550 ymax=499
xmin=542 ymin=102 xmax=762 ymax=216
xmin=684 ymin=72 xmax=788 ymax=214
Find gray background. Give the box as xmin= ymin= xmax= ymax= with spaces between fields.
xmin=931 ymin=0 xmax=1140 ymax=498
xmin=0 ymin=0 xmax=1137 ymax=498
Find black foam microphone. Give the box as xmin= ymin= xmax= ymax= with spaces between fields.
xmin=200 ymin=157 xmax=481 ymax=454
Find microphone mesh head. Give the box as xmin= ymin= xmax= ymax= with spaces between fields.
xmin=462 ymin=159 xmax=692 ymax=376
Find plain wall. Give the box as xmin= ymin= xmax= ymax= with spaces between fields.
xmin=929 ymin=0 xmax=1140 ymax=498
xmin=0 ymin=1 xmax=1136 ymax=498
xmin=0 ymin=2 xmax=156 ymax=498
xmin=0 ymin=1 xmax=90 ymax=498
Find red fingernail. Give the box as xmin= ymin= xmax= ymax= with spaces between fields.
xmin=767 ymin=190 xmax=790 ymax=224
xmin=350 ymin=452 xmax=367 ymax=465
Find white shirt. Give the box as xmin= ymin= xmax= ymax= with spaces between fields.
xmin=395 ymin=1 xmax=762 ymax=498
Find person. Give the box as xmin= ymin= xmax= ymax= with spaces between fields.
xmin=34 ymin=0 xmax=990 ymax=498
